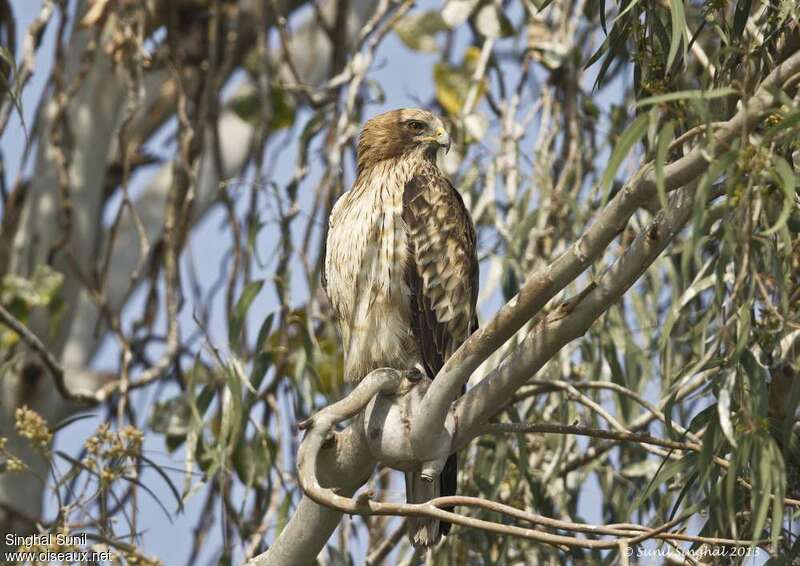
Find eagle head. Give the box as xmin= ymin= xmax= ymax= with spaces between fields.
xmin=357 ymin=108 xmax=450 ymax=173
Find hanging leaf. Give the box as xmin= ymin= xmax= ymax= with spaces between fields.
xmin=655 ymin=121 xmax=674 ymax=210
xmin=598 ymin=112 xmax=649 ymax=206
xmin=394 ymin=11 xmax=448 ymax=52
xmin=232 ymin=433 xmax=271 ymax=486
xmin=442 ymin=0 xmax=480 ymax=28
xmin=751 ymin=441 xmax=772 ymax=541
xmin=666 ymin=0 xmax=688 ymax=69
xmin=761 ymin=156 xmax=796 ymax=236
xmin=717 ymin=371 xmax=738 ymax=448
xmin=637 ymin=87 xmax=736 ymax=107
xmin=599 ymin=0 xmax=608 ymax=34
xmin=474 ymin=4 xmax=514 ymax=38
xmin=733 ymin=0 xmax=753 ymax=39
xmin=229 ymin=279 xmax=265 ymax=348
xmin=433 ymin=47 xmax=485 ymax=115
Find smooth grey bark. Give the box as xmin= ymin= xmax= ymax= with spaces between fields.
xmin=250 ymin=425 xmax=375 ymax=566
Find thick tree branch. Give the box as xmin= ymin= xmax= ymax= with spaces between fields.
xmin=450 ymin=185 xmax=702 ymax=449
xmin=298 ymin=367 xmax=406 ymax=431
xmin=247 ymin=368 xmax=402 ymax=564
xmin=293 ymin=396 xmax=766 ymax=550
xmin=248 ymin=422 xmax=375 ymax=565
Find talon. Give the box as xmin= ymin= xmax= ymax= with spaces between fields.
xmin=402 ymin=368 xmax=424 ymax=382
xmin=421 ymin=457 xmax=446 ymax=481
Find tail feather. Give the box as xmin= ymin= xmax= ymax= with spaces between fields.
xmin=405 ymin=471 xmax=441 ymax=546
xmin=405 ymin=452 xmax=458 ymax=547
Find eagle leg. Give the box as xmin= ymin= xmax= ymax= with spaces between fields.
xmin=420 ymin=455 xmax=447 ymax=482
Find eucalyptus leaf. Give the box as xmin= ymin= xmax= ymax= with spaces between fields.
xmin=442 ymin=0 xmax=480 ymax=27
xmin=637 ymin=88 xmax=736 ymax=107
xmin=474 ymin=4 xmax=514 ymax=38
xmin=751 ymin=441 xmax=772 ymax=541
xmin=666 ymin=0 xmax=687 ymax=69
xmin=598 ymin=112 xmax=648 ymax=206
xmin=761 ymin=156 xmax=796 ymax=236
xmin=394 ymin=11 xmax=448 ymax=52
xmin=229 ymin=279 xmax=265 ymax=348
xmin=717 ymin=371 xmax=737 ymax=448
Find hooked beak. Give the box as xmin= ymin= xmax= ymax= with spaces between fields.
xmin=432 ymin=127 xmax=451 ymax=153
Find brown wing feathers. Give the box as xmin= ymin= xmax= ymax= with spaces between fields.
xmin=402 ymin=174 xmax=478 ymax=378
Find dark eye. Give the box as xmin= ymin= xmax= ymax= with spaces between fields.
xmin=406 ymin=120 xmax=426 ymax=132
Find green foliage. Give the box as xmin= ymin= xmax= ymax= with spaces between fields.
xmin=229 ymin=279 xmax=264 ymax=349
xmin=434 ymin=46 xmax=486 ymax=115
xmin=394 ymin=11 xmax=448 ymax=52
xmin=231 ymin=86 xmax=296 ymax=131
xmin=1 ymin=265 xmax=63 ymax=308
xmin=0 ymin=265 xmax=64 ymax=347
xmin=598 ymin=111 xmax=649 ymax=205
xmin=0 ymin=45 xmax=27 ymax=140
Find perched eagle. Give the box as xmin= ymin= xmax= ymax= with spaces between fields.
xmin=323 ymin=108 xmax=479 ymax=546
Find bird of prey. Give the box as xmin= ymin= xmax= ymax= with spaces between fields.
xmin=323 ymin=108 xmax=479 ymax=546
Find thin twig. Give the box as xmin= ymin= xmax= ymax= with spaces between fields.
xmin=481 ymin=422 xmax=700 ymax=453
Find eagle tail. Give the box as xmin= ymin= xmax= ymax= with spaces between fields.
xmin=405 ymin=452 xmax=458 ymax=547
xmin=405 ymin=471 xmax=441 ymax=547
